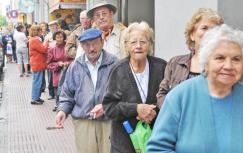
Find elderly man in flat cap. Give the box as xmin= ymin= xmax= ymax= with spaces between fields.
xmin=87 ymin=2 xmax=126 ymax=58
xmin=55 ymin=28 xmax=118 ymax=153
xmin=65 ymin=10 xmax=92 ymax=59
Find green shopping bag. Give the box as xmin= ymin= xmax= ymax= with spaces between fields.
xmin=123 ymin=121 xmax=152 ymax=153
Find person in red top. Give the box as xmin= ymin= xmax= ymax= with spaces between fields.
xmin=29 ymin=25 xmax=49 ymax=105
xmin=47 ymin=31 xmax=72 ymax=110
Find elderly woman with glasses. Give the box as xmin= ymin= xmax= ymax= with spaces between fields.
xmin=147 ymin=24 xmax=243 ymax=153
xmin=102 ymin=21 xmax=167 ymax=153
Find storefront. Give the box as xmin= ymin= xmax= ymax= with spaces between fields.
xmin=49 ymin=0 xmax=86 ymax=29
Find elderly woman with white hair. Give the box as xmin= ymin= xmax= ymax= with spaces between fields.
xmin=147 ymin=24 xmax=243 ymax=153
xmin=102 ymin=21 xmax=167 ymax=153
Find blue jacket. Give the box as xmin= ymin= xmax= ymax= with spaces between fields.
xmin=147 ymin=75 xmax=243 ymax=153
xmin=58 ymin=50 xmax=118 ymax=119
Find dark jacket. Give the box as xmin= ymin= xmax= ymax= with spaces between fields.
xmin=156 ymin=54 xmax=192 ymax=108
xmin=2 ymin=34 xmax=16 ymax=54
xmin=103 ymin=56 xmax=167 ymax=153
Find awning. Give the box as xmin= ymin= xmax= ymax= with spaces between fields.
xmin=49 ymin=3 xmax=86 ymax=13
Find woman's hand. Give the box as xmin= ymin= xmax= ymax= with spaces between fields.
xmin=43 ymin=40 xmax=48 ymax=46
xmin=58 ymin=61 xmax=64 ymax=66
xmin=55 ymin=111 xmax=66 ymax=128
xmin=137 ymin=104 xmax=157 ymax=124
xmin=63 ymin=61 xmax=70 ymax=66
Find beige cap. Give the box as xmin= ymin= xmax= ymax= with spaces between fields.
xmin=48 ymin=20 xmax=58 ymax=26
xmin=87 ymin=2 xmax=117 ymax=18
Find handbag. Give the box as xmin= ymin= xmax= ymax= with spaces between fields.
xmin=123 ymin=120 xmax=152 ymax=153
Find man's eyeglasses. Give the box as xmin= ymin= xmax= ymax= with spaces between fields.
xmin=94 ymin=12 xmax=109 ymax=19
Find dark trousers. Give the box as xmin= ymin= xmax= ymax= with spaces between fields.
xmin=56 ymin=66 xmax=68 ymax=106
xmin=12 ymin=49 xmax=17 ymax=62
xmin=41 ymin=70 xmax=46 ymax=92
xmin=47 ymin=70 xmax=55 ymax=97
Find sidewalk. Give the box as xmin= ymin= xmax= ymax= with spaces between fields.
xmin=0 ymin=63 xmax=77 ymax=153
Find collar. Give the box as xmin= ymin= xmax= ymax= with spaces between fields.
xmin=110 ymin=24 xmax=121 ymax=37
xmin=175 ymin=53 xmax=192 ymax=68
xmin=104 ymin=23 xmax=122 ymax=37
xmin=85 ymin=51 xmax=103 ymax=66
xmin=77 ymin=50 xmax=116 ymax=67
xmin=56 ymin=43 xmax=66 ymax=47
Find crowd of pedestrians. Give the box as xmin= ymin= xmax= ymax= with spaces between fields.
xmin=2 ymin=2 xmax=243 ymax=153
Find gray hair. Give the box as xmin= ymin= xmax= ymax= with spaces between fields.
xmin=122 ymin=21 xmax=154 ymax=57
xmin=199 ymin=24 xmax=243 ymax=73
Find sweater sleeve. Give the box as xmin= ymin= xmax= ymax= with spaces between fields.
xmin=103 ymin=66 xmax=138 ymax=121
xmin=31 ymin=38 xmax=48 ymax=54
xmin=147 ymin=94 xmax=179 ymax=153
xmin=47 ymin=48 xmax=60 ymax=71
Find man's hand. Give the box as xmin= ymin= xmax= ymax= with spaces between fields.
xmin=137 ymin=104 xmax=157 ymax=124
xmin=89 ymin=104 xmax=104 ymax=119
xmin=55 ymin=111 xmax=66 ymax=128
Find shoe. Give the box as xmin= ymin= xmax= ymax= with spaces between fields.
xmin=20 ymin=74 xmax=23 ymax=77
xmin=25 ymin=74 xmax=30 ymax=77
xmin=31 ymin=100 xmax=43 ymax=105
xmin=47 ymin=96 xmax=55 ymax=100
xmin=52 ymin=106 xmax=58 ymax=112
xmin=36 ymin=98 xmax=44 ymax=103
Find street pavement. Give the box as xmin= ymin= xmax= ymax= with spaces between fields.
xmin=0 ymin=63 xmax=77 ymax=153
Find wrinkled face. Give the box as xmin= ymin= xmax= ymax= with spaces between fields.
xmin=126 ymin=30 xmax=150 ymax=61
xmin=55 ymin=33 xmax=64 ymax=45
xmin=93 ymin=7 xmax=113 ymax=30
xmin=49 ymin=24 xmax=58 ymax=33
xmin=206 ymin=41 xmax=243 ymax=88
xmin=81 ymin=37 xmax=103 ymax=64
xmin=80 ymin=12 xmax=91 ymax=29
xmin=191 ymin=17 xmax=218 ymax=51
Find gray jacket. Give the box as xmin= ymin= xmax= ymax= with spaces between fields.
xmin=58 ymin=50 xmax=118 ymax=119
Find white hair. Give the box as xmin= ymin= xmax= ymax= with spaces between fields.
xmin=199 ymin=24 xmax=243 ymax=73
xmin=121 ymin=21 xmax=154 ymax=57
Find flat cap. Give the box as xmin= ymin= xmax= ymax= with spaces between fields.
xmin=78 ymin=28 xmax=102 ymax=42
xmin=87 ymin=2 xmax=117 ymax=18
xmin=48 ymin=20 xmax=58 ymax=26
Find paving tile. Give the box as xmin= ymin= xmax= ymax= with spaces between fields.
xmin=0 ymin=63 xmax=77 ymax=153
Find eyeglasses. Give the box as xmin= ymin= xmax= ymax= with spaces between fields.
xmin=94 ymin=12 xmax=109 ymax=19
xmin=126 ymin=40 xmax=149 ymax=47
xmin=80 ymin=17 xmax=90 ymax=21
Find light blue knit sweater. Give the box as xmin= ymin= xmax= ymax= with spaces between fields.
xmin=147 ymin=75 xmax=243 ymax=153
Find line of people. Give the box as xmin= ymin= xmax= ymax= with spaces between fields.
xmin=54 ymin=3 xmax=243 ymax=153
xmin=13 ymin=2 xmax=243 ymax=153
